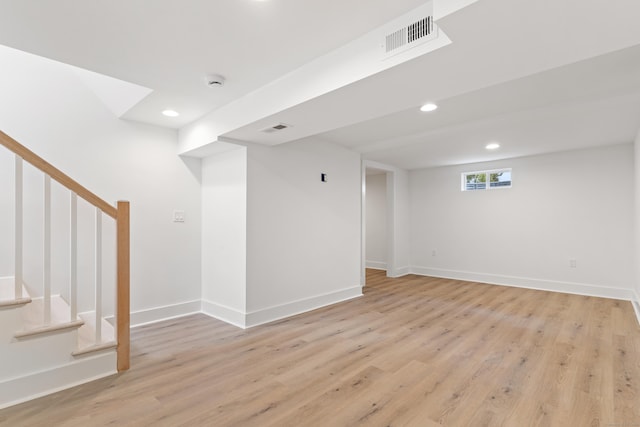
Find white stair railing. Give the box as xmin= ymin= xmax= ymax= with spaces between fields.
xmin=1 ymin=130 xmax=130 ymax=371
xmin=15 ymin=161 xmax=108 ymax=333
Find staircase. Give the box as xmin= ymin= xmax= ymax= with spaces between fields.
xmin=0 ymin=131 xmax=130 ymax=409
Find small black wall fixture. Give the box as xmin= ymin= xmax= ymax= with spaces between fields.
xmin=321 ymin=173 xmax=328 ymax=182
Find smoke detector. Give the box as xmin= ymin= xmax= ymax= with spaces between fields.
xmin=206 ymin=74 xmax=225 ymax=88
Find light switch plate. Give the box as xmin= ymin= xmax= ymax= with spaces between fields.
xmin=173 ymin=210 xmax=185 ymax=223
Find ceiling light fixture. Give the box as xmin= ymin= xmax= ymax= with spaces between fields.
xmin=420 ymin=103 xmax=438 ymax=112
xmin=485 ymin=142 xmax=500 ymax=150
xmin=162 ymin=110 xmax=180 ymax=117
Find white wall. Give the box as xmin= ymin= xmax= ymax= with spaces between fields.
xmin=410 ymin=144 xmax=634 ymax=299
xmin=365 ymin=173 xmax=387 ymax=269
xmin=245 ymin=139 xmax=362 ymax=325
xmin=392 ymin=167 xmax=411 ymax=277
xmin=201 ymin=147 xmax=247 ymax=325
xmin=0 ymin=46 xmax=202 ymax=319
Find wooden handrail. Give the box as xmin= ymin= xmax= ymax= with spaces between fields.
xmin=1 ymin=130 xmax=130 ymax=372
xmin=0 ymin=130 xmax=117 ymax=218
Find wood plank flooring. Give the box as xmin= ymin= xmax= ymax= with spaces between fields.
xmin=1 ymin=270 xmax=639 ymax=426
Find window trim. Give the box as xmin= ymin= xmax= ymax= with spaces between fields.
xmin=461 ymin=168 xmax=512 ymax=191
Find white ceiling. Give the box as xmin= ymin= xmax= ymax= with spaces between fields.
xmin=1 ymin=0 xmax=640 ymax=170
xmin=321 ymin=45 xmax=640 ymax=169
xmin=0 ymin=0 xmax=424 ymax=128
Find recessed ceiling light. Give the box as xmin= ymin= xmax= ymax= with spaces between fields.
xmin=420 ymin=103 xmax=438 ymax=112
xmin=486 ymin=142 xmax=500 ymax=150
xmin=162 ymin=110 xmax=180 ymax=117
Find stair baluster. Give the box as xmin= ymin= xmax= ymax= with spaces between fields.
xmin=14 ymin=155 xmax=23 ymax=300
xmin=95 ymin=208 xmax=103 ymax=344
xmin=70 ymin=192 xmax=78 ymax=320
xmin=43 ymin=174 xmax=51 ymax=325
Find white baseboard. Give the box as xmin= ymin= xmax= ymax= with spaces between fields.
xmin=0 ymin=351 xmax=116 ymax=410
xmin=365 ymin=261 xmax=387 ymax=270
xmin=201 ymin=300 xmax=247 ymax=329
xmin=632 ymin=290 xmax=640 ymax=327
xmin=245 ymin=286 xmax=363 ymax=328
xmin=104 ymin=289 xmax=365 ymax=331
xmin=410 ymin=266 xmax=635 ymax=301
xmin=388 ymin=266 xmax=411 ymax=278
xmin=106 ymin=300 xmax=202 ymax=328
xmin=202 ymin=286 xmax=363 ymax=329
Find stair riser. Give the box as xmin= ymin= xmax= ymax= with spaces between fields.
xmin=0 ymin=311 xmax=80 ymax=380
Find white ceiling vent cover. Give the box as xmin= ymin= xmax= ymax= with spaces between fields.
xmin=384 ymin=16 xmax=437 ymax=57
xmin=260 ymin=123 xmax=291 ymax=133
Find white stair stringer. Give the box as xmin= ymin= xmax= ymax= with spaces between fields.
xmin=0 ymin=276 xmax=31 ymax=308
xmin=0 ymin=292 xmax=117 ymax=410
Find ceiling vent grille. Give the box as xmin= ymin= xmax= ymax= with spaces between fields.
xmin=385 ymin=28 xmax=407 ymax=53
xmin=408 ymin=16 xmax=433 ymax=43
xmin=260 ymin=123 xmax=291 ymax=133
xmin=384 ymin=16 xmax=436 ymax=56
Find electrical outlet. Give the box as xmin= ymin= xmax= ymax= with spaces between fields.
xmin=569 ymin=259 xmax=577 ymax=268
xmin=173 ymin=210 xmax=185 ymax=223
xmin=432 ymin=250 xmax=437 ymax=257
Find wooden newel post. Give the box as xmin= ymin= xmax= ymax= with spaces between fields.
xmin=116 ymin=201 xmax=130 ymax=372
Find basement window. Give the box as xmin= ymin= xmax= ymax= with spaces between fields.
xmin=462 ymin=168 xmax=512 ymax=191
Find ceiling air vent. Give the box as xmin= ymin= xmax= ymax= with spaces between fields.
xmin=384 ymin=16 xmax=436 ymax=56
xmin=260 ymin=123 xmax=291 ymax=133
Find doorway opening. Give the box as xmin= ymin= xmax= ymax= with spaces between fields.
xmin=362 ymin=162 xmax=396 ymax=287
xmin=365 ymin=169 xmax=388 ymax=270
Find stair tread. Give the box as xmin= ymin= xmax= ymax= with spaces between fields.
xmin=15 ymin=296 xmax=84 ymax=338
xmin=14 ymin=319 xmax=85 ymax=338
xmin=72 ymin=340 xmax=117 ymax=357
xmin=77 ymin=313 xmax=116 ymax=350
xmin=0 ymin=277 xmax=31 ymax=307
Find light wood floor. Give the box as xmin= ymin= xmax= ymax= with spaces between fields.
xmin=2 ymin=270 xmax=639 ymax=426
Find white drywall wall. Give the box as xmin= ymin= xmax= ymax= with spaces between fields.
xmin=409 ymin=144 xmax=634 ymax=297
xmin=365 ymin=173 xmax=387 ymax=268
xmin=201 ymin=147 xmax=247 ymax=315
xmin=245 ymin=139 xmax=362 ymax=318
xmin=0 ymin=45 xmax=201 ymax=316
xmin=392 ymin=167 xmax=411 ymax=276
